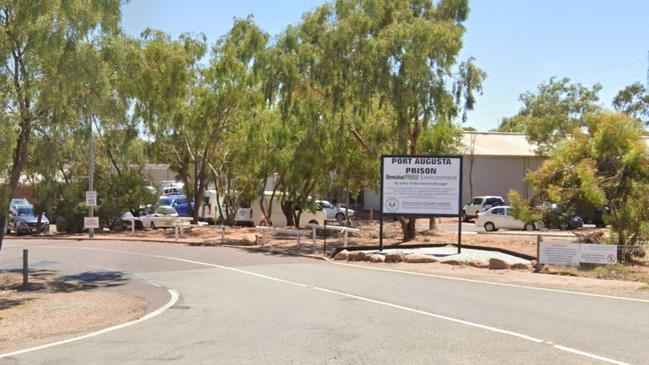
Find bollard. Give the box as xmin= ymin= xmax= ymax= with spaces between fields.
xmin=296 ymin=232 xmax=301 ymax=252
xmin=312 ymin=226 xmax=317 ymax=254
xmin=131 ymin=218 xmax=136 ymax=234
xmin=220 ymin=225 xmax=225 ymax=244
xmin=535 ymin=235 xmax=542 ymax=273
xmin=343 ymin=230 xmax=349 ymax=248
xmin=22 ymin=249 xmax=28 ymax=290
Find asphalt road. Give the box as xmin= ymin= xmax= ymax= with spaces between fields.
xmin=1 ymin=239 xmax=648 ymax=365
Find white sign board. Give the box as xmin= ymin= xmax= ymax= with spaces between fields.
xmin=84 ymin=217 xmax=100 ymax=230
xmin=539 ymin=242 xmax=581 ymax=266
xmin=580 ymin=244 xmax=618 ymax=264
xmin=382 ymin=156 xmax=461 ymax=216
xmin=540 ymin=242 xmax=618 ymax=266
xmin=86 ymin=191 xmax=97 ymax=207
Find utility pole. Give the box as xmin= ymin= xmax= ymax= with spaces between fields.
xmin=88 ymin=117 xmax=95 ymax=238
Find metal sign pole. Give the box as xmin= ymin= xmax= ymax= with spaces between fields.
xmin=456 ymin=156 xmax=464 ymax=254
xmin=379 ymin=156 xmax=384 ymax=251
xmin=88 ymin=118 xmax=95 ymax=239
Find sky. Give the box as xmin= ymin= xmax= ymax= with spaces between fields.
xmin=121 ymin=0 xmax=649 ymax=131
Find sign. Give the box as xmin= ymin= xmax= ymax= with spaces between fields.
xmin=84 ymin=217 xmax=99 ymax=230
xmin=85 ymin=191 xmax=97 ymax=207
xmin=539 ymin=242 xmax=581 ymax=266
xmin=580 ymin=244 xmax=618 ymax=264
xmin=381 ymin=156 xmax=462 ymax=216
xmin=540 ymin=242 xmax=618 ymax=266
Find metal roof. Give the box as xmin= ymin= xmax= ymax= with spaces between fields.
xmin=461 ymin=132 xmax=538 ymax=157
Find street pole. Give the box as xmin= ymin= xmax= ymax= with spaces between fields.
xmin=88 ymin=118 xmax=94 ymax=239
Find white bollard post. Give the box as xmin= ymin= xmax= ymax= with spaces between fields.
xmin=296 ymin=232 xmax=301 ymax=252
xmin=312 ymin=226 xmax=317 ymax=254
xmin=174 ymin=224 xmax=179 ymax=241
xmin=131 ymin=218 xmax=135 ymax=234
xmin=220 ymin=225 xmax=225 ymax=244
xmin=343 ymin=230 xmax=349 ymax=248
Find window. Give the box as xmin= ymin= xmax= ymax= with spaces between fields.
xmin=491 ymin=208 xmax=505 ymax=215
xmin=17 ymin=206 xmax=34 ymax=216
xmin=471 ymin=198 xmax=483 ymax=205
xmin=485 ymin=197 xmax=504 ymax=206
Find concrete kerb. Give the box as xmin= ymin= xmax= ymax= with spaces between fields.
xmin=329 ymin=243 xmax=537 ymax=261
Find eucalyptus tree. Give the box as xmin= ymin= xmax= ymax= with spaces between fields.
xmin=497 ymin=77 xmax=601 ymax=155
xmin=613 ymin=82 xmax=649 ymax=127
xmin=0 ymin=0 xmax=121 ymax=249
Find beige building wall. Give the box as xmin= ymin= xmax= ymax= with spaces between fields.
xmin=462 ymin=155 xmax=544 ymax=205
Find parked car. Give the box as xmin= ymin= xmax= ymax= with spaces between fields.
xmin=6 ymin=203 xmax=49 ymax=235
xmin=316 ymin=200 xmax=356 ymax=222
xmin=140 ymin=205 xmax=179 ymax=229
xmin=475 ymin=205 xmax=537 ymax=232
xmin=463 ymin=196 xmax=505 ymax=222
xmin=539 ymin=203 xmax=584 ymax=230
xmin=159 ymin=195 xmax=194 ymax=217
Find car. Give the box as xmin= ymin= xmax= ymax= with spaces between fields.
xmin=463 ymin=196 xmax=505 ymax=222
xmin=139 ymin=205 xmax=180 ymax=229
xmin=6 ymin=203 xmax=50 ymax=235
xmin=159 ymin=195 xmax=194 ymax=217
xmin=316 ymin=200 xmax=356 ymax=222
xmin=539 ymin=203 xmax=584 ymax=230
xmin=475 ymin=205 xmax=537 ymax=232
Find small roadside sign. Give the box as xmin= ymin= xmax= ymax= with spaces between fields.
xmin=580 ymin=244 xmax=617 ymax=264
xmin=84 ymin=217 xmax=99 ymax=230
xmin=86 ymin=191 xmax=97 ymax=207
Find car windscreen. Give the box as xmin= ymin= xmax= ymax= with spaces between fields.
xmin=159 ymin=198 xmax=172 ymax=206
xmin=17 ymin=206 xmax=34 ymax=216
xmin=157 ymin=206 xmax=177 ymax=215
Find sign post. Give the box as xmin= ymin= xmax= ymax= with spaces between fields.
xmin=380 ymin=155 xmax=463 ymax=252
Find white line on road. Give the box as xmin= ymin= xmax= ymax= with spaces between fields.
xmin=0 ymin=287 xmax=179 ymax=359
xmin=27 ymin=244 xmax=638 ymax=365
xmin=332 ymin=262 xmax=649 ymax=304
xmin=313 ymin=286 xmax=545 ymax=343
xmin=554 ymin=345 xmax=633 ymax=365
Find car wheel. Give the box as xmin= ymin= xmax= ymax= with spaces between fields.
xmin=484 ymin=222 xmax=496 ymax=232
xmin=524 ymin=223 xmax=535 ymax=231
xmin=335 ymin=213 xmax=345 ymax=222
xmin=151 ymin=221 xmax=157 ymax=230
xmin=308 ymin=219 xmax=318 ymax=225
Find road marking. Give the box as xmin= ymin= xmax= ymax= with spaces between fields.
xmin=554 ymin=345 xmax=633 ymax=365
xmin=313 ymin=286 xmax=544 ymax=343
xmin=0 ymin=287 xmax=179 ymax=359
xmin=332 ymin=262 xmax=649 ymax=304
xmin=27 ymin=244 xmax=638 ymax=365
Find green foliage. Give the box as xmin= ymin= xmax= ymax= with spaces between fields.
xmin=497 ymin=77 xmax=601 ymax=155
xmin=612 ymin=82 xmax=649 ymax=126
xmin=514 ymin=112 xmax=649 ymax=259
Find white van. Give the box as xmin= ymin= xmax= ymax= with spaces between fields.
xmin=240 ymin=191 xmax=326 ymax=227
xmin=200 ymin=189 xmax=226 ymax=221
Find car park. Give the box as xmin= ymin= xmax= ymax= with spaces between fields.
xmin=6 ymin=203 xmax=50 ymax=235
xmin=139 ymin=205 xmax=180 ymax=229
xmin=316 ymin=200 xmax=356 ymax=222
xmin=475 ymin=205 xmax=537 ymax=232
xmin=462 ymin=196 xmax=505 ymax=222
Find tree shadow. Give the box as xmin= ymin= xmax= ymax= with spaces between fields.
xmin=0 ymin=297 xmax=34 ymax=310
xmin=52 ymin=271 xmax=129 ymax=292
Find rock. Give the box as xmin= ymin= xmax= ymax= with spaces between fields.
xmin=488 ymin=258 xmax=510 ymax=270
xmin=385 ymin=251 xmax=405 ymax=263
xmin=243 ymin=233 xmax=257 ymax=244
xmin=404 ymin=254 xmax=438 ymax=264
xmin=334 ymin=250 xmax=349 ymax=261
xmin=369 ymin=254 xmax=385 ymax=263
xmin=510 ymin=263 xmax=531 ymax=270
xmin=441 ymin=259 xmax=461 ymax=266
xmin=347 ymin=251 xmax=365 ymax=262
xmin=468 ymin=260 xmax=489 ymax=269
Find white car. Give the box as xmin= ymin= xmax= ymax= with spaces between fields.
xmin=463 ymin=196 xmax=505 ymax=222
xmin=140 ymin=206 xmax=180 ymax=229
xmin=475 ymin=205 xmax=536 ymax=232
xmin=316 ymin=200 xmax=355 ymax=222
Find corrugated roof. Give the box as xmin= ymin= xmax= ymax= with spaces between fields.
xmin=460 ymin=131 xmax=649 ymax=157
xmin=461 ymin=132 xmax=537 ymax=157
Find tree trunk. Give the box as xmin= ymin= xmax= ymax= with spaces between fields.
xmin=0 ymin=118 xmax=32 ymax=251
xmin=281 ymin=201 xmax=295 ymax=227
xmin=428 ymin=218 xmax=438 ymax=231
xmin=399 ymin=217 xmax=417 ymax=241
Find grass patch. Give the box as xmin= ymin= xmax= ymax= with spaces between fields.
xmin=591 ymin=264 xmax=635 ymax=281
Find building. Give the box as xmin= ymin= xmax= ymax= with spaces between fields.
xmin=362 ymin=131 xmax=545 ymax=210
